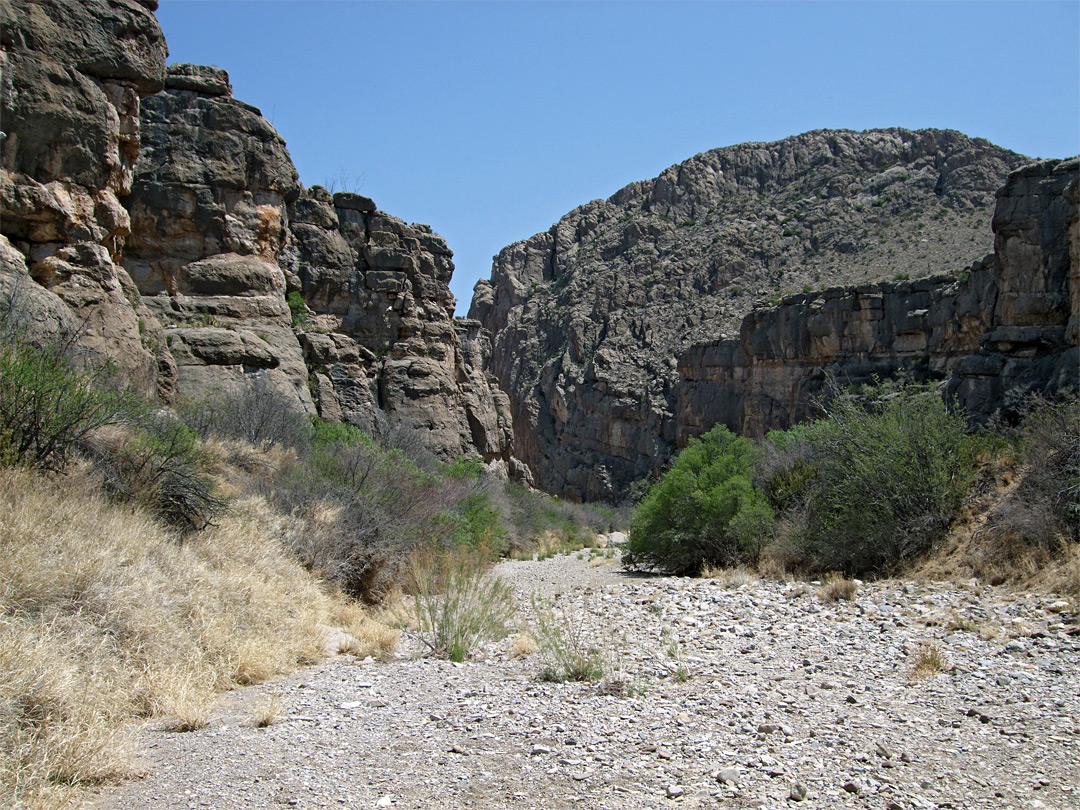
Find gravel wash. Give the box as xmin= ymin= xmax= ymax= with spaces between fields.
xmin=88 ymin=553 xmax=1079 ymax=810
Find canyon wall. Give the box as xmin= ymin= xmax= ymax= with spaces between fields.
xmin=1 ymin=0 xmax=170 ymax=396
xmin=473 ymin=130 xmax=1030 ymax=499
xmin=678 ymin=158 xmax=1078 ymax=442
xmin=1 ymin=0 xmax=515 ymax=466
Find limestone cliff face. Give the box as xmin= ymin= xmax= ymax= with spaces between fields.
xmin=122 ymin=61 xmax=311 ymax=413
xmin=282 ymin=185 xmax=515 ymax=463
xmin=678 ymin=158 xmax=1079 ymax=441
xmin=0 ymin=0 xmax=169 ymax=397
xmin=1 ymin=0 xmax=516 ymax=466
xmin=122 ymin=66 xmax=515 ymax=462
xmin=473 ymin=129 xmax=1029 ymax=500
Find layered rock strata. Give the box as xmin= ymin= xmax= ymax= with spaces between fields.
xmin=473 ymin=129 xmax=1030 ymax=500
xmin=0 ymin=0 xmax=170 ymax=397
xmin=2 ymin=0 xmax=515 ymax=465
xmin=678 ymin=158 xmax=1079 ymax=441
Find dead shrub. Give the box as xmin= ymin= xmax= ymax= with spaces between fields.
xmin=816 ymin=573 xmax=860 ymax=602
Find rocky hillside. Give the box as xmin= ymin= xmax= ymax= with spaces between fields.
xmin=1 ymin=0 xmax=516 ymax=467
xmin=680 ymin=158 xmax=1079 ymax=442
xmin=471 ymin=130 xmax=1033 ymax=500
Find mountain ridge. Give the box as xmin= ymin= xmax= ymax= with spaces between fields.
xmin=469 ymin=128 xmax=1074 ymax=500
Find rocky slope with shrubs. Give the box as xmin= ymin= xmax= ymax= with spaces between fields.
xmin=1 ymin=0 xmax=516 ymax=466
xmin=470 ymin=131 xmax=1036 ymax=499
xmin=679 ymin=157 xmax=1079 ymax=441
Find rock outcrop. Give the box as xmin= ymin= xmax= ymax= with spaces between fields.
xmin=282 ymin=185 xmax=515 ymax=462
xmin=472 ymin=130 xmax=1030 ymax=499
xmin=678 ymin=158 xmax=1079 ymax=441
xmin=1 ymin=0 xmax=170 ymax=397
xmin=2 ymin=0 xmax=516 ymax=466
xmin=121 ymin=61 xmax=311 ymax=412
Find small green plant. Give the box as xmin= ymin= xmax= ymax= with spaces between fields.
xmin=408 ymin=546 xmax=515 ymax=662
xmin=286 ymin=291 xmax=308 ymax=329
xmin=531 ymin=594 xmax=605 ymax=682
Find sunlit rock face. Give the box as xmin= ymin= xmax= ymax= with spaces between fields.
xmin=473 ymin=128 xmax=1031 ymax=500
xmin=1 ymin=0 xmax=169 ymax=397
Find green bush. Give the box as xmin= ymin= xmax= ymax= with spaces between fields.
xmin=626 ymin=425 xmax=773 ymax=574
xmin=798 ymin=381 xmax=972 ymax=574
xmin=0 ymin=340 xmax=136 ymax=472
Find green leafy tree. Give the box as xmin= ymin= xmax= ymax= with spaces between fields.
xmin=626 ymin=425 xmax=773 ymax=574
xmin=801 ymin=381 xmax=972 ymax=574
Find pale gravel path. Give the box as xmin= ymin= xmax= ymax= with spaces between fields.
xmin=87 ymin=551 xmax=1080 ymax=810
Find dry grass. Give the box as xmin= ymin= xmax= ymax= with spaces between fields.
xmin=816 ymin=573 xmax=860 ymax=602
xmin=909 ymin=640 xmax=951 ymax=679
xmin=252 ymin=693 xmax=284 ymax=728
xmin=0 ymin=465 xmax=389 ymax=809
xmin=701 ymin=564 xmax=758 ymax=588
xmin=510 ymin=631 xmax=540 ymax=658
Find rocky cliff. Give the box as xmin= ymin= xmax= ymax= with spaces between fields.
xmin=472 ymin=130 xmax=1031 ymax=499
xmin=679 ymin=158 xmax=1079 ymax=442
xmin=1 ymin=0 xmax=515 ymax=466
xmin=280 ymin=185 xmax=515 ymax=464
xmin=1 ymin=0 xmax=170 ymax=396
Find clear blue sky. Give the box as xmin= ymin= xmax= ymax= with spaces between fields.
xmin=155 ymin=1 xmax=1080 ymax=315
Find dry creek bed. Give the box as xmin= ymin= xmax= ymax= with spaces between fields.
xmin=89 ymin=551 xmax=1079 ymax=810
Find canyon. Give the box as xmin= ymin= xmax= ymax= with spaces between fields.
xmin=2 ymin=0 xmax=1077 ymax=502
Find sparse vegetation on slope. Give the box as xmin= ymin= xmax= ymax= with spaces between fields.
xmin=0 ymin=466 xmax=388 ymax=810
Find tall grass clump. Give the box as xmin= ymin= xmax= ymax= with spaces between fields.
xmin=408 ymin=545 xmax=515 ymax=662
xmin=530 ymin=594 xmax=606 ymax=682
xmin=625 ymin=425 xmax=773 ymax=575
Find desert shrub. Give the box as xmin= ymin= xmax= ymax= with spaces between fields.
xmin=81 ymin=414 xmax=223 ymax=532
xmin=799 ymin=380 xmax=972 ymax=574
xmin=265 ymin=424 xmax=502 ymax=601
xmin=408 ymin=545 xmax=514 ymax=662
xmin=176 ymin=375 xmax=309 ymax=450
xmin=495 ymin=481 xmax=615 ymax=556
xmin=530 ymin=594 xmax=605 ymax=682
xmin=0 ymin=339 xmax=136 ymax=472
xmin=984 ymin=392 xmax=1079 ymax=549
xmin=626 ymin=425 xmax=773 ymax=575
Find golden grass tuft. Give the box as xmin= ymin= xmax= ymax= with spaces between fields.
xmin=0 ymin=466 xmax=383 ymax=809
xmin=252 ymin=693 xmax=284 ymax=728
xmin=510 ymin=631 xmax=540 ymax=658
xmin=909 ymin=640 xmax=951 ymax=679
xmin=701 ymin=564 xmax=758 ymax=588
xmin=815 ymin=573 xmax=860 ymax=602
